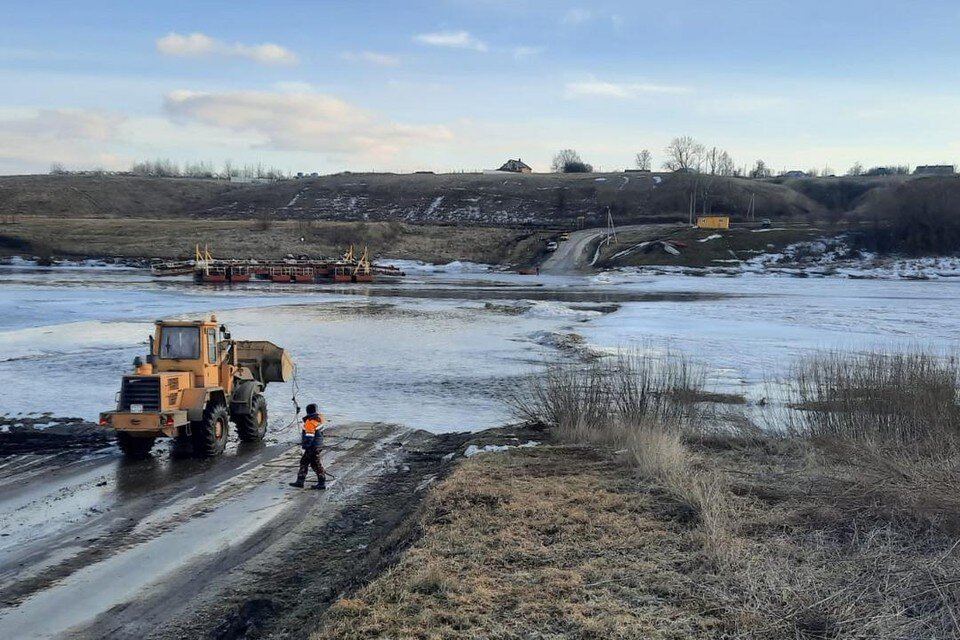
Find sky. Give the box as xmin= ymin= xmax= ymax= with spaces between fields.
xmin=1 ymin=0 xmax=959 ymax=175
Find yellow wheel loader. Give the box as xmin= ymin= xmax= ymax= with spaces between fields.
xmin=99 ymin=315 xmax=294 ymax=458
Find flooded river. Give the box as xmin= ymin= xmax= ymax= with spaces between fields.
xmin=2 ymin=262 xmax=960 ymax=432
xmin=2 ymin=261 xmax=960 ymax=638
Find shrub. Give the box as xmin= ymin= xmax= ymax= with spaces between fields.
xmin=506 ymin=351 xmax=706 ymax=441
xmin=787 ymin=349 xmax=960 ymax=451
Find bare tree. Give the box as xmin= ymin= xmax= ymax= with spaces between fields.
xmin=49 ymin=162 xmax=68 ymax=175
xmin=717 ymin=151 xmax=735 ymax=177
xmin=806 ymin=167 xmax=820 ymax=177
xmin=749 ymin=159 xmax=771 ymax=179
xmin=634 ymin=149 xmax=652 ymax=171
xmin=662 ymin=136 xmax=704 ymax=172
xmin=551 ymin=149 xmax=592 ymax=173
xmin=847 ymin=162 xmax=864 ymax=176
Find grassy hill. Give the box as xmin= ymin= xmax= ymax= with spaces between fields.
xmin=2 ymin=172 xmax=957 ymax=262
xmin=0 ymin=171 xmax=870 ymax=227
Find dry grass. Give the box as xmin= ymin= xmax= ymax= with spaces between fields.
xmin=507 ymin=352 xmax=739 ymax=566
xmin=313 ymin=447 xmax=724 ymax=640
xmin=311 ymin=349 xmax=960 ymax=639
xmin=497 ymin=349 xmax=960 ymax=638
xmin=787 ymin=349 xmax=960 ymax=451
xmin=505 ymin=351 xmax=707 ymax=442
xmin=0 ymin=216 xmax=540 ymax=264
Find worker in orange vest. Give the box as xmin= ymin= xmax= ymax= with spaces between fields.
xmin=289 ymin=403 xmax=328 ymax=489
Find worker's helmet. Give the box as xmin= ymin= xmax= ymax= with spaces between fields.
xmin=306 ymin=403 xmax=318 ymax=415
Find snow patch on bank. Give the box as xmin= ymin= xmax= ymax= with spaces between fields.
xmin=1 ymin=256 xmax=143 ymax=270
xmin=522 ymin=301 xmax=602 ymax=321
xmin=464 ymin=441 xmax=540 ymax=457
xmin=387 ymin=259 xmax=492 ymax=274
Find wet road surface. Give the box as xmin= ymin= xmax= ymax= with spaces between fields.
xmin=0 ymin=422 xmax=416 ymax=639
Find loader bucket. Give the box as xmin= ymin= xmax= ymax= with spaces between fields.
xmin=233 ymin=340 xmax=295 ymax=384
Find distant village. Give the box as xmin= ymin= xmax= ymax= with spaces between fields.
xmin=47 ymin=154 xmax=957 ymax=183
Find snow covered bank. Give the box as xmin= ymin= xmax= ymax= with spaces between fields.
xmin=0 ymin=256 xmax=146 ymax=270
xmin=599 ymin=237 xmax=960 ymax=281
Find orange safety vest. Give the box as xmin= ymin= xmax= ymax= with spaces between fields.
xmin=301 ymin=413 xmax=326 ymax=448
xmin=304 ymin=415 xmax=326 ymax=435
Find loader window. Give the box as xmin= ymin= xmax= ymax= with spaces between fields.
xmin=159 ymin=327 xmax=200 ymax=359
xmin=207 ymin=330 xmax=217 ymax=364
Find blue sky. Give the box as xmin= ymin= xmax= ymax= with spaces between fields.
xmin=1 ymin=0 xmax=958 ymax=175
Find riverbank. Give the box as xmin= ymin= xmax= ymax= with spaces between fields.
xmin=311 ymin=429 xmax=960 ymax=639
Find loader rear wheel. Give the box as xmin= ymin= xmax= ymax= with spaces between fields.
xmin=117 ymin=432 xmax=155 ymax=458
xmin=235 ymin=394 xmax=268 ymax=442
xmin=192 ymin=403 xmax=230 ymax=457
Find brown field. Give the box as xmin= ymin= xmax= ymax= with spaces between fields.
xmin=0 ymin=216 xmax=541 ymax=265
xmin=311 ymin=433 xmax=960 ymax=640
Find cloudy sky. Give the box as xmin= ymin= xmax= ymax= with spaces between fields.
xmin=1 ymin=0 xmax=959 ymax=175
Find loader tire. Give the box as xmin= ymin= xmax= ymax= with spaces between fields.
xmin=235 ymin=394 xmax=268 ymax=442
xmin=192 ymin=403 xmax=230 ymax=457
xmin=117 ymin=432 xmax=155 ymax=458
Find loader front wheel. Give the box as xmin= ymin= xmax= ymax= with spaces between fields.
xmin=117 ymin=432 xmax=155 ymax=458
xmin=192 ymin=403 xmax=230 ymax=457
xmin=235 ymin=394 xmax=268 ymax=442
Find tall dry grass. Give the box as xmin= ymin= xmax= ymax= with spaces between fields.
xmin=506 ymin=350 xmax=707 ymax=443
xmin=787 ymin=349 xmax=960 ymax=451
xmin=508 ymin=351 xmax=738 ymax=565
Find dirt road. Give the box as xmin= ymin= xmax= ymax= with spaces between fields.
xmin=539 ymin=225 xmax=672 ymax=274
xmin=0 ymin=421 xmax=480 ymax=639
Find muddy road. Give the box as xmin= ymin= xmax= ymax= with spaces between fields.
xmin=0 ymin=421 xmax=492 ymax=639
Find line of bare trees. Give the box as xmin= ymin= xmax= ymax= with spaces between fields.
xmin=48 ymin=159 xmax=288 ymax=180
xmin=130 ymin=159 xmax=287 ymax=180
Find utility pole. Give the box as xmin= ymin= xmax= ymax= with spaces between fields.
xmin=606 ymin=208 xmax=618 ymax=246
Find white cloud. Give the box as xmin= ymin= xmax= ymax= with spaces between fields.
xmin=156 ymin=32 xmax=298 ymax=65
xmin=340 ymin=50 xmax=400 ymax=66
xmin=565 ymin=80 xmax=693 ymax=98
xmin=413 ymin=30 xmax=487 ymax=52
xmin=513 ymin=46 xmax=544 ymax=60
xmin=163 ymin=89 xmax=453 ymax=159
xmin=0 ymin=109 xmax=126 ymax=172
xmin=562 ymin=8 xmax=592 ymax=24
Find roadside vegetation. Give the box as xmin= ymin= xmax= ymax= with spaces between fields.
xmin=314 ymin=348 xmax=960 ymax=639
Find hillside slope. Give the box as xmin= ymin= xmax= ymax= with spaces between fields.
xmin=0 ymin=174 xmax=242 ymax=218
xmin=0 ymin=172 xmax=946 ymax=230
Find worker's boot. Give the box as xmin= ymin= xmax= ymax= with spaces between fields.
xmin=314 ymin=478 xmax=326 ymax=490
xmin=289 ymin=479 xmax=305 ymax=488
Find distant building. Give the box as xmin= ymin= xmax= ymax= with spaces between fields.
xmin=914 ymin=165 xmax=956 ymax=176
xmin=781 ymin=170 xmax=807 ymax=178
xmin=497 ymin=158 xmax=532 ymax=174
xmin=624 ymin=168 xmax=651 ymax=173
xmin=696 ymin=215 xmax=730 ymax=230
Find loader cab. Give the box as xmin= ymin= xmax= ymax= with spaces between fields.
xmin=153 ymin=317 xmax=229 ymax=390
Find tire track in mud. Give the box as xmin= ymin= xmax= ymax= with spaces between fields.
xmin=0 ymin=423 xmax=402 ymax=638
xmin=140 ymin=427 xmax=546 ymax=640
xmin=143 ymin=430 xmax=462 ymax=640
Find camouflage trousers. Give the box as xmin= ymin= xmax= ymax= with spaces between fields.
xmin=296 ymin=447 xmax=325 ymax=484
